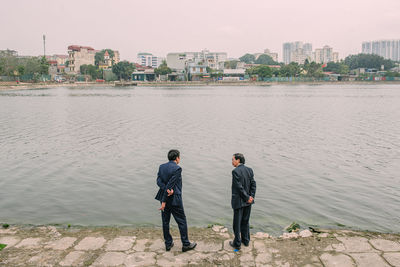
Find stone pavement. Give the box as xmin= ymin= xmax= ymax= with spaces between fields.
xmin=1 ymin=225 xmax=400 ymax=266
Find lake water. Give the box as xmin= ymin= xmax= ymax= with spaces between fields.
xmin=0 ymin=84 xmax=399 ymax=235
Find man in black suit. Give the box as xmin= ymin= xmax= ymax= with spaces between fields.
xmin=155 ymin=149 xmax=197 ymax=252
xmin=229 ymin=153 xmax=256 ymax=250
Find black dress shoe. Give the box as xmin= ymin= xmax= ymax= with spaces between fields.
xmin=243 ymin=242 xmax=249 ymax=247
xmin=182 ymin=242 xmax=197 ymax=252
xmin=229 ymin=241 xmax=241 ymax=250
xmin=166 ymin=242 xmax=174 ymax=251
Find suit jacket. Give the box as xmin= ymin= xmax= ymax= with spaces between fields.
xmin=155 ymin=161 xmax=183 ymax=206
xmin=231 ymin=164 xmax=256 ymax=210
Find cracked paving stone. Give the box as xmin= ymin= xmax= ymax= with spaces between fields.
xmin=125 ymin=252 xmax=156 ymax=267
xmin=196 ymin=240 xmax=223 ymax=252
xmin=323 ymin=243 xmax=346 ymax=252
xmin=320 ymin=253 xmax=356 ymax=267
xmin=92 ymin=252 xmax=127 ymax=267
xmin=15 ymin=237 xmax=42 ymax=249
xmin=148 ymin=239 xmax=165 ymax=252
xmin=369 ymin=239 xmax=400 ymax=252
xmin=59 ymin=251 xmax=87 ymax=266
xmin=254 ymin=240 xmax=267 ymax=253
xmin=255 ymin=251 xmax=272 ymax=266
xmin=382 ymin=252 xmax=400 ymax=266
xmin=45 ymin=237 xmax=77 ymax=250
xmin=105 ymin=236 xmax=135 ymax=251
xmin=336 ymin=236 xmax=376 ymax=252
xmin=132 ymin=239 xmax=148 ymax=252
xmin=28 ymin=250 xmax=63 ymax=266
xmin=350 ymin=252 xmax=390 ymax=267
xmin=0 ymin=236 xmax=20 ymax=248
xmin=240 ymin=253 xmax=256 ymax=267
xmin=74 ymin=237 xmax=106 ymax=250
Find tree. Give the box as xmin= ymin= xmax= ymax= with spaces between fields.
xmin=254 ymin=54 xmax=277 ymax=65
xmin=95 ymin=49 xmax=115 ymax=66
xmin=224 ymin=60 xmax=239 ymax=69
xmin=112 ymin=61 xmax=135 ymax=80
xmin=80 ymin=64 xmax=102 ymax=80
xmin=154 ymin=60 xmax=172 ymax=76
xmin=344 ymin=53 xmax=395 ymax=70
xmin=239 ymin=54 xmax=256 ymax=64
xmin=303 ymin=61 xmax=324 ymax=77
xmin=39 ymin=56 xmax=49 ymax=75
xmin=279 ymin=62 xmax=301 ymax=77
xmin=245 ymin=65 xmax=273 ymax=79
xmin=324 ymin=62 xmax=349 ymax=75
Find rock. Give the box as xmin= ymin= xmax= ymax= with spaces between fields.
xmin=281 ymin=232 xmax=299 ymax=239
xmin=350 ymin=252 xmax=390 ymax=266
xmin=74 ymin=237 xmax=106 ymax=250
xmin=320 ymin=253 xmax=356 ymax=267
xmin=369 ymin=239 xmax=400 ymax=252
xmin=319 ymin=233 xmax=329 ymax=238
xmin=106 ymin=236 xmax=135 ymax=251
xmin=254 ymin=232 xmax=270 ymax=239
xmin=212 ymin=225 xmax=224 ymax=232
xmin=132 ymin=239 xmax=149 ymax=252
xmin=45 ymin=237 xmax=77 ymax=250
xmin=221 ymin=227 xmax=228 ymax=233
xmin=299 ymin=229 xmax=313 ymax=238
xmin=219 ymin=232 xmax=230 ymax=238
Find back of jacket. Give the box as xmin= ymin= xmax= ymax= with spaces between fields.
xmin=231 ymin=164 xmax=256 ymax=209
xmin=155 ymin=161 xmax=183 ymax=206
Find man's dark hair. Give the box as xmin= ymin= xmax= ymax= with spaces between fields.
xmin=168 ymin=149 xmax=180 ymax=161
xmin=233 ymin=153 xmax=245 ymax=164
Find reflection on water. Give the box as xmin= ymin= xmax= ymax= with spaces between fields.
xmin=0 ymin=84 xmax=399 ymax=234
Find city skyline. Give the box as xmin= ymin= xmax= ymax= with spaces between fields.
xmin=1 ymin=0 xmax=399 ymax=62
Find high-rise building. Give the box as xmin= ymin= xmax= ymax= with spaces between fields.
xmin=362 ymin=40 xmax=400 ymax=61
xmin=137 ymin=53 xmax=162 ymax=68
xmin=263 ymin=49 xmax=279 ymax=62
xmin=313 ymin=45 xmax=339 ymax=63
xmin=283 ymin=42 xmax=312 ymax=64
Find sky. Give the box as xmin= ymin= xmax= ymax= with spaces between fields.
xmin=1 ymin=0 xmax=399 ymax=62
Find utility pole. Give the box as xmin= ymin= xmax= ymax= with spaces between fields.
xmin=43 ymin=35 xmax=46 ymax=57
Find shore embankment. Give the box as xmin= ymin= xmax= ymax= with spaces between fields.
xmin=1 ymin=80 xmax=400 ymax=91
xmin=1 ymin=225 xmax=399 ymax=266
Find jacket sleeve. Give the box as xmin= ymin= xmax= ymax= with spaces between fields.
xmin=162 ymin=167 xmax=182 ymax=202
xmin=156 ymin=169 xmax=165 ymax=190
xmin=249 ymin=169 xmax=256 ymax=198
xmin=232 ymin=170 xmax=250 ymax=202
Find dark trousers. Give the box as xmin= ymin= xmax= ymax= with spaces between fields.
xmin=161 ymin=202 xmax=190 ymax=246
xmin=233 ymin=205 xmax=251 ymax=247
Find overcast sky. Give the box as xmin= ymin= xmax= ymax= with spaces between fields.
xmin=1 ymin=0 xmax=399 ymax=62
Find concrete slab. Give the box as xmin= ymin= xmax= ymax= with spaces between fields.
xmin=196 ymin=240 xmax=223 ymax=252
xmin=382 ymin=252 xmax=400 ymax=267
xmin=28 ymin=251 xmax=63 ymax=266
xmin=254 ymin=240 xmax=267 ymax=253
xmin=59 ymin=251 xmax=87 ymax=266
xmin=105 ymin=236 xmax=135 ymax=251
xmin=148 ymin=238 xmax=165 ymax=252
xmin=369 ymin=239 xmax=400 ymax=252
xmin=255 ymin=251 xmax=272 ymax=266
xmin=0 ymin=236 xmax=20 ymax=248
xmin=336 ymin=236 xmax=376 ymax=252
xmin=240 ymin=252 xmax=256 ymax=267
xmin=132 ymin=239 xmax=148 ymax=252
xmin=124 ymin=252 xmax=156 ymax=267
xmin=350 ymin=252 xmax=390 ymax=267
xmin=15 ymin=237 xmax=42 ymax=249
xmin=323 ymin=243 xmax=346 ymax=252
xmin=254 ymin=232 xmax=270 ymax=239
xmin=45 ymin=237 xmax=77 ymax=250
xmin=74 ymin=237 xmax=106 ymax=251
xmin=92 ymin=252 xmax=127 ymax=267
xmin=320 ymin=253 xmax=356 ymax=267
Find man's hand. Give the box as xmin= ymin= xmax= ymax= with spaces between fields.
xmin=167 ymin=189 xmax=174 ymax=196
xmin=247 ymin=196 xmax=254 ymax=204
xmin=159 ymin=202 xmax=166 ymax=211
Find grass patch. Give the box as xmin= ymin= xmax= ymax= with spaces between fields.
xmin=0 ymin=244 xmax=7 ymax=251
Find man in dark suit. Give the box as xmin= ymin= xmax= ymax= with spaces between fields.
xmin=229 ymin=153 xmax=256 ymax=250
xmin=155 ymin=149 xmax=197 ymax=252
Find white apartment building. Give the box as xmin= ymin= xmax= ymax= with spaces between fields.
xmin=167 ymin=49 xmax=227 ymax=71
xmin=362 ymin=40 xmax=400 ymax=61
xmin=313 ymin=45 xmax=339 ymax=64
xmin=137 ymin=52 xmax=162 ymax=68
xmin=67 ymin=45 xmax=96 ymax=74
xmin=283 ymin=42 xmax=312 ymax=64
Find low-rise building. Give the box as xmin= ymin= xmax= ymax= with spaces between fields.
xmin=137 ymin=52 xmax=162 ymax=68
xmin=67 ymin=45 xmax=96 ymax=74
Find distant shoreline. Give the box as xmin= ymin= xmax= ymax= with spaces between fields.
xmin=1 ymin=80 xmax=400 ymax=90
